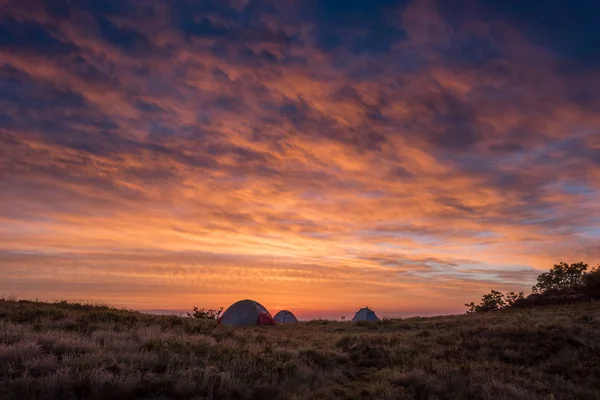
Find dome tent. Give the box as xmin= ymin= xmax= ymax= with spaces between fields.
xmin=218 ymin=299 xmax=275 ymax=326
xmin=351 ymin=307 xmax=380 ymax=322
xmin=273 ymin=310 xmax=298 ymax=324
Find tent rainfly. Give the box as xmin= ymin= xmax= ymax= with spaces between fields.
xmin=273 ymin=310 xmax=298 ymax=324
xmin=351 ymin=307 xmax=380 ymax=322
xmin=218 ymin=299 xmax=275 ymax=326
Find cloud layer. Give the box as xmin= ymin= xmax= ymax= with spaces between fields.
xmin=1 ymin=0 xmax=599 ymax=317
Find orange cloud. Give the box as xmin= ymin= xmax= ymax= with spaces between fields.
xmin=1 ymin=0 xmax=599 ymax=317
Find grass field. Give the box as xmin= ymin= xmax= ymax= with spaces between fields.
xmin=1 ymin=299 xmax=599 ymax=399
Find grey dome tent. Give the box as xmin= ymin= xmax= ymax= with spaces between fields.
xmin=273 ymin=310 xmax=298 ymax=324
xmin=352 ymin=307 xmax=380 ymax=322
xmin=217 ymin=299 xmax=275 ymax=326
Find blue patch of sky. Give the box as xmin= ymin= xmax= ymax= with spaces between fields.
xmin=458 ymin=262 xmax=532 ymax=271
xmin=473 ymin=231 xmax=500 ymax=239
xmin=358 ymin=229 xmax=441 ymax=244
xmin=5 ymin=250 xmax=47 ymax=256
xmin=301 ymin=232 xmax=330 ymax=240
xmin=519 ymin=217 xmax=556 ymax=226
xmin=360 ymin=190 xmax=385 ymax=198
xmin=578 ymin=226 xmax=600 ymax=239
xmin=373 ymin=239 xmax=441 ymax=250
xmin=409 ymin=265 xmax=530 ymax=282
xmin=563 ymin=182 xmax=594 ymax=195
xmin=148 ymin=122 xmax=178 ymax=136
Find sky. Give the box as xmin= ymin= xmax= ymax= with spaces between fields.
xmin=1 ymin=0 xmax=599 ymax=318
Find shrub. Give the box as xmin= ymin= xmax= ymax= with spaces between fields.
xmin=465 ymin=290 xmax=524 ymax=313
xmin=504 ymin=291 xmax=525 ymax=306
xmin=187 ymin=306 xmax=223 ymax=320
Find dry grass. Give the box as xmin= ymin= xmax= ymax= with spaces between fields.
xmin=1 ymin=299 xmax=600 ymax=399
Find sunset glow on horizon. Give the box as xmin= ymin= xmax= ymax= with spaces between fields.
xmin=1 ymin=0 xmax=599 ymax=318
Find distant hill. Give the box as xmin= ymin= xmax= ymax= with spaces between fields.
xmin=1 ymin=298 xmax=599 ymax=399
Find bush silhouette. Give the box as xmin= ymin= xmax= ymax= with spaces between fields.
xmin=465 ymin=290 xmax=523 ymax=313
xmin=187 ymin=306 xmax=223 ymax=320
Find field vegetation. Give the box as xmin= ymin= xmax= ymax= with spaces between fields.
xmin=1 ymin=298 xmax=600 ymax=399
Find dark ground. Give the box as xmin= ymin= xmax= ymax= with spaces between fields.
xmin=1 ymin=299 xmax=600 ymax=399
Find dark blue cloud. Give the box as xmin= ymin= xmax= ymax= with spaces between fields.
xmin=279 ymin=99 xmax=311 ymax=129
xmin=177 ymin=15 xmax=233 ymax=40
xmin=0 ymin=64 xmax=127 ymax=156
xmin=62 ymin=56 xmax=117 ymax=86
xmin=0 ymin=64 xmax=87 ymax=111
xmin=276 ymin=97 xmax=388 ymax=151
xmin=237 ymin=47 xmax=278 ymax=64
xmin=446 ymin=34 xmax=503 ymax=68
xmin=6 ymin=0 xmax=137 ymax=20
xmin=95 ymin=16 xmax=155 ymax=54
xmin=404 ymin=90 xmax=485 ymax=152
xmin=307 ymin=0 xmax=408 ymax=54
xmin=0 ymin=17 xmax=76 ymax=56
xmin=1 ymin=0 xmax=598 ymax=174
xmin=41 ymin=0 xmax=71 ymax=18
xmin=487 ymin=0 xmax=600 ymax=65
xmin=551 ymin=137 xmax=600 ymax=168
xmin=172 ymin=0 xmax=294 ymax=47
xmin=75 ymin=0 xmax=138 ymax=18
xmin=213 ymin=94 xmax=245 ymax=112
xmin=439 ymin=0 xmax=600 ymax=68
xmin=134 ymin=99 xmax=165 ymax=114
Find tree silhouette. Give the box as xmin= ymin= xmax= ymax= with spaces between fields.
xmin=532 ymin=262 xmax=588 ymax=293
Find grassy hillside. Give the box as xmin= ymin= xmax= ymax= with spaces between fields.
xmin=1 ymin=299 xmax=599 ymax=399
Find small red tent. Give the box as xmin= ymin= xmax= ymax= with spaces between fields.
xmin=217 ymin=299 xmax=275 ymax=326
